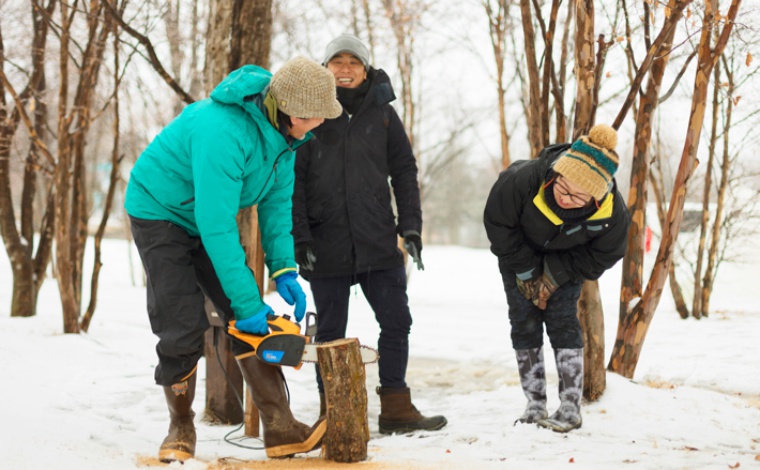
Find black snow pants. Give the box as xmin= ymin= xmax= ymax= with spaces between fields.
xmin=130 ymin=216 xmax=254 ymax=386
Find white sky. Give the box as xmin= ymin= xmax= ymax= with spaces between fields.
xmin=1 ymin=239 xmax=758 ymax=469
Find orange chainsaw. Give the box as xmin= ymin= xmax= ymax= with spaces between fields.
xmin=227 ymin=312 xmax=378 ymax=370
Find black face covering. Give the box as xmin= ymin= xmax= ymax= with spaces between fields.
xmin=543 ymin=173 xmax=598 ymax=224
xmin=336 ymin=77 xmax=371 ymax=115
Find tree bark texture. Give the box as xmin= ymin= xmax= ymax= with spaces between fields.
xmin=618 ymin=0 xmax=684 ymax=326
xmin=578 ymin=280 xmax=605 ymax=401
xmin=702 ymin=57 xmax=735 ymax=318
xmin=202 ymin=0 xmax=273 ymax=429
xmin=484 ymin=0 xmax=512 ymax=169
xmin=203 ymin=328 xmax=245 ymax=424
xmin=572 ymin=0 xmax=594 ymax=140
xmin=317 ymin=339 xmax=370 ymax=463
xmin=230 ymin=0 xmax=272 ymax=71
xmin=0 ymin=0 xmax=57 ymax=318
xmin=519 ymin=0 xmax=544 ymax=156
xmin=609 ymin=0 xmax=741 ymax=378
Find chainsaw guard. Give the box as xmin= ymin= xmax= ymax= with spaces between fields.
xmin=256 ymin=334 xmax=307 ymax=368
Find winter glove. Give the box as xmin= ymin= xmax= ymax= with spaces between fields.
xmin=294 ymin=241 xmax=316 ymax=271
xmin=402 ymin=230 xmax=425 ymax=271
xmin=235 ymin=303 xmax=272 ymax=335
xmin=274 ymin=271 xmax=307 ymax=322
xmin=516 ymin=277 xmax=540 ymax=301
xmin=532 ymin=272 xmax=559 ymax=310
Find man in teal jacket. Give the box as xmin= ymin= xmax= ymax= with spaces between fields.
xmin=125 ymin=57 xmax=341 ymax=462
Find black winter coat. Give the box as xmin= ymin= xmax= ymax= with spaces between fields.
xmin=483 ymin=144 xmax=630 ymax=286
xmin=292 ymin=69 xmax=421 ymax=279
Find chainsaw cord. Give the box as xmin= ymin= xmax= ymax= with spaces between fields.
xmin=213 ymin=332 xmax=265 ymax=451
xmin=211 ymin=331 xmax=293 ymax=451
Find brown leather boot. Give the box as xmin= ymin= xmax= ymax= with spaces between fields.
xmin=377 ymin=387 xmax=447 ymax=434
xmin=237 ymin=355 xmax=326 ymax=458
xmin=158 ymin=371 xmax=197 ymax=463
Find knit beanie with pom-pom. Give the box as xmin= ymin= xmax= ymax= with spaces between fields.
xmin=553 ymin=124 xmax=619 ymax=201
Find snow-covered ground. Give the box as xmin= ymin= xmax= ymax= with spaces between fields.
xmin=1 ymin=239 xmax=758 ymax=469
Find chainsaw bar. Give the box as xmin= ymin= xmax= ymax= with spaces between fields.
xmin=301 ymin=343 xmax=379 ymax=365
xmin=229 ymin=313 xmax=379 ymax=368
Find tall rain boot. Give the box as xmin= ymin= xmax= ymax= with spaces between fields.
xmin=515 ymin=347 xmax=548 ymax=424
xmin=158 ymin=370 xmax=197 ymax=463
xmin=377 ymin=387 xmax=447 ymax=434
xmin=538 ymin=348 xmax=583 ymax=432
xmin=237 ymin=355 xmax=326 ymax=458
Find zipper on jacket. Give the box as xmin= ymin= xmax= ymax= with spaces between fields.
xmin=251 ymin=148 xmax=289 ymax=202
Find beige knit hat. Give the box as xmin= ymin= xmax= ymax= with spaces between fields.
xmin=553 ymin=124 xmax=620 ymax=201
xmin=270 ymin=56 xmax=342 ymax=119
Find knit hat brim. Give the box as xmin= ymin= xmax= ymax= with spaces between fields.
xmin=323 ymin=34 xmax=370 ymax=70
xmin=270 ymin=57 xmax=343 ymax=119
xmin=553 ymin=125 xmax=620 ymax=200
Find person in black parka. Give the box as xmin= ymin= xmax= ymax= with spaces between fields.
xmin=484 ymin=124 xmax=630 ymax=433
xmin=291 ymin=34 xmax=446 ymax=435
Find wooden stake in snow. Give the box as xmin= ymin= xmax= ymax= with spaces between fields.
xmin=317 ymin=338 xmax=370 ymax=463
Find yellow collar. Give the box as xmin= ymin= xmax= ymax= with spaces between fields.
xmin=533 ymin=185 xmax=614 ymax=225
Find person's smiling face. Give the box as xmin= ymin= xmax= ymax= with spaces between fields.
xmin=326 ymin=53 xmax=367 ymax=89
xmin=553 ymin=175 xmax=593 ymax=209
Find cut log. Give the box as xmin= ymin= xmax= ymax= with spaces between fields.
xmin=317 ymin=338 xmax=370 ymax=463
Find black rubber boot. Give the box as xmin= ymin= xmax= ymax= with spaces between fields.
xmin=538 ymin=348 xmax=583 ymax=432
xmin=377 ymin=387 xmax=447 ymax=434
xmin=158 ymin=371 xmax=197 ymax=463
xmin=515 ymin=347 xmax=548 ymax=424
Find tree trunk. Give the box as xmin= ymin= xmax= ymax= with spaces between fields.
xmin=617 ymin=0 xmax=685 ymax=327
xmin=702 ymin=57 xmax=735 ymax=318
xmin=577 ymin=280 xmax=604 ymax=401
xmin=0 ymin=0 xmax=57 ymax=319
xmin=484 ymin=0 xmax=512 ymax=169
xmin=201 ymin=0 xmax=242 ymax=426
xmin=692 ymin=59 xmax=722 ymax=319
xmin=519 ymin=0 xmax=544 ymax=156
xmin=608 ymin=0 xmax=741 ymax=378
xmin=202 ymin=0 xmax=273 ymax=430
xmin=317 ymin=338 xmax=370 ymax=463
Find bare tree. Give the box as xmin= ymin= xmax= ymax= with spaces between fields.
xmin=483 ymin=0 xmax=513 ymax=169
xmin=609 ymin=0 xmax=742 ymax=378
xmin=0 ymin=0 xmax=57 ymax=319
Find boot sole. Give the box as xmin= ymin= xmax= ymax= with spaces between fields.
xmin=379 ymin=417 xmax=448 ymax=435
xmin=536 ymin=418 xmax=582 ymax=433
xmin=158 ymin=448 xmax=194 ymax=463
xmin=266 ymin=419 xmax=327 ymax=458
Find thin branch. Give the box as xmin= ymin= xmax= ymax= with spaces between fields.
xmin=100 ymin=0 xmax=195 ymax=104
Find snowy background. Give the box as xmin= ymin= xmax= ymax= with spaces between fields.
xmin=1 ymin=238 xmax=759 ymax=469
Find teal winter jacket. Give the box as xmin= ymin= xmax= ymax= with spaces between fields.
xmin=125 ymin=65 xmax=308 ymax=321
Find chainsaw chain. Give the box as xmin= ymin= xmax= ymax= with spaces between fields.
xmin=301 ymin=343 xmax=379 ymax=364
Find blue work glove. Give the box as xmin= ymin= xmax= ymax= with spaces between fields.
xmin=235 ymin=303 xmax=272 ymax=335
xmin=274 ymin=271 xmax=307 ymax=322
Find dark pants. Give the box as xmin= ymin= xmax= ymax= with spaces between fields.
xmin=309 ymin=267 xmax=412 ymax=391
xmin=130 ymin=216 xmax=253 ymax=385
xmin=502 ymin=271 xmax=584 ymax=350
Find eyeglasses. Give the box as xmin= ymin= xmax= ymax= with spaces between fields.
xmin=554 ymin=177 xmax=593 ymax=206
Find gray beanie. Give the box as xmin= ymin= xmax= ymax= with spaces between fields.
xmin=322 ymin=33 xmax=370 ymax=70
xmin=270 ymin=56 xmax=343 ymax=119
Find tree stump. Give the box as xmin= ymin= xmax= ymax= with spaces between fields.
xmin=317 ymin=338 xmax=370 ymax=463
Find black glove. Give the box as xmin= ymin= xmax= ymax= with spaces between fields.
xmin=402 ymin=230 xmax=424 ymax=271
xmin=294 ymin=241 xmax=316 ymax=271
